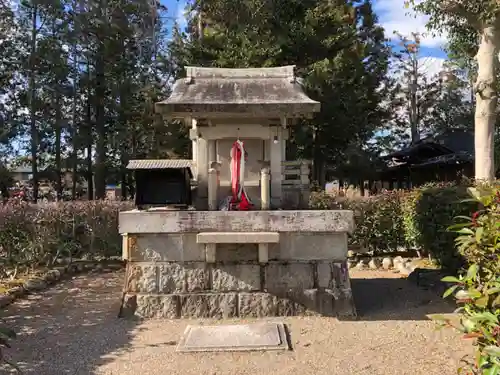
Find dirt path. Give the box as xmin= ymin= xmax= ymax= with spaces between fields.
xmin=0 ymin=269 xmax=470 ymax=375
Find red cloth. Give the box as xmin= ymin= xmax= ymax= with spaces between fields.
xmin=230 ymin=140 xmax=252 ymax=211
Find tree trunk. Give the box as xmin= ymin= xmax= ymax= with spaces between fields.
xmin=474 ymin=24 xmax=498 ymax=181
xmin=29 ymin=3 xmax=38 ymax=203
xmin=55 ymin=90 xmax=62 ymax=200
xmin=312 ymin=128 xmax=326 ymax=189
xmin=86 ymin=77 xmax=94 ymax=200
xmin=93 ymin=2 xmax=107 ymax=200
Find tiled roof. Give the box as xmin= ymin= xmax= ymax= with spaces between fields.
xmin=155 ymin=66 xmax=320 ymax=116
xmin=126 ymin=159 xmax=193 ymax=170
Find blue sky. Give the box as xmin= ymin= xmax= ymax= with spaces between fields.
xmin=161 ymin=0 xmax=448 ymax=77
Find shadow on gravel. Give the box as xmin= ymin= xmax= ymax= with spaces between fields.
xmin=0 ymin=269 xmax=146 ymax=375
xmin=350 ymin=272 xmax=455 ymax=321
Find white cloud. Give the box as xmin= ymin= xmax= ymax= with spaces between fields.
xmin=391 ymin=56 xmax=446 ymax=79
xmin=374 ymin=0 xmax=447 ymax=48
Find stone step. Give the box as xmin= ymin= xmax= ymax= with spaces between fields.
xmin=196 ymin=232 xmax=279 ymax=244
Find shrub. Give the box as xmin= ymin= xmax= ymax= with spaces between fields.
xmin=309 ymin=190 xmax=406 ymax=252
xmin=401 ymin=182 xmax=477 ymax=270
xmin=0 ymin=200 xmax=133 ymax=274
xmin=436 ymin=185 xmax=500 ymax=375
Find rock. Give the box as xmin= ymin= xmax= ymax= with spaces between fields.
xmin=382 ymin=257 xmax=393 ymax=270
xmin=368 ymin=258 xmax=381 ymax=270
xmin=94 ymin=263 xmax=104 ymax=271
xmin=8 ymin=286 xmax=24 ymax=297
xmin=43 ymin=272 xmax=56 ymax=283
xmin=43 ymin=269 xmax=62 ymax=284
xmin=50 ymin=269 xmax=62 ymax=280
xmin=395 ymin=261 xmax=411 ymax=276
xmin=393 ymin=256 xmax=404 ymax=266
xmin=23 ymin=278 xmax=47 ymax=292
xmin=405 ymin=261 xmax=416 ymax=272
xmin=355 ymin=261 xmax=366 ymax=270
xmin=0 ymin=294 xmax=14 ymax=308
xmin=74 ymin=263 xmax=85 ymax=272
xmin=347 ymin=250 xmax=355 ymax=258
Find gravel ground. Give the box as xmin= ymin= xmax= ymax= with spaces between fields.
xmin=0 ymin=269 xmax=471 ymax=375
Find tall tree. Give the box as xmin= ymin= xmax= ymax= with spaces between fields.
xmin=173 ymin=0 xmax=391 ymax=186
xmin=411 ymin=0 xmax=500 ymax=180
xmin=390 ymin=32 xmax=444 ymax=144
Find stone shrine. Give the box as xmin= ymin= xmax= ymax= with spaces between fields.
xmin=119 ymin=66 xmax=357 ymax=319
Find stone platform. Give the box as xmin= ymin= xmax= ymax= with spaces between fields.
xmin=119 ymin=210 xmax=356 ymax=319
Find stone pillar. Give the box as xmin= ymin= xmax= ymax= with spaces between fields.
xmin=208 ymin=166 xmax=219 ymax=211
xmin=270 ymin=128 xmax=282 ymax=208
xmin=191 ymin=119 xmax=197 ymax=170
xmin=260 ymin=166 xmax=270 ymax=210
xmin=196 ymin=137 xmax=209 ymax=207
xmin=208 ymin=139 xmax=217 ymax=165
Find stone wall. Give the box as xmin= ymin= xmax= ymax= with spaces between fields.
xmin=119 ymin=210 xmax=356 ymax=320
xmin=126 ymin=232 xmax=348 ymax=262
xmin=122 ymin=260 xmax=355 ymax=319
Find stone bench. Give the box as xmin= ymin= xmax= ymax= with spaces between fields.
xmin=196 ymin=232 xmax=279 ymax=264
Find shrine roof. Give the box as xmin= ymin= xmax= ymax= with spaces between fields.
xmin=126 ymin=159 xmax=192 ymax=170
xmin=155 ymin=66 xmax=321 ymax=118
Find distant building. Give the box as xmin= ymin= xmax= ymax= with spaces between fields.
xmin=377 ymin=129 xmax=476 ymax=188
xmin=11 ymin=166 xmax=32 ymax=183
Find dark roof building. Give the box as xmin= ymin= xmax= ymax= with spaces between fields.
xmin=379 ymin=129 xmax=475 ymax=186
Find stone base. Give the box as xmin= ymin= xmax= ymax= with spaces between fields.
xmin=120 ymin=261 xmax=357 ymax=319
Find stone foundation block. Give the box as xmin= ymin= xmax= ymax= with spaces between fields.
xmin=212 ymin=264 xmax=261 ymax=292
xmin=180 ymin=293 xmax=237 ymax=318
xmin=265 ymin=263 xmax=314 ymax=291
xmin=122 ymin=294 xmax=179 ymax=319
xmin=158 ymin=264 xmax=184 ymax=293
xmin=158 ymin=263 xmax=209 ymax=293
xmin=238 ymin=293 xmax=278 ymax=317
xmin=127 ymin=264 xmax=157 ymax=293
xmin=183 ymin=263 xmax=209 ymax=292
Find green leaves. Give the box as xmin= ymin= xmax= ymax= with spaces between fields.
xmin=434 ymin=184 xmax=500 ymax=374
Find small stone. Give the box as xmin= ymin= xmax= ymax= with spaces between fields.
xmin=54 ymin=266 xmax=67 ymax=275
xmin=355 ymin=261 xmax=366 ymax=270
xmin=393 ymin=256 xmax=404 ymax=266
xmin=49 ymin=269 xmax=62 ymax=280
xmin=94 ymin=263 xmax=104 ymax=271
xmin=43 ymin=272 xmax=55 ymax=283
xmin=8 ymin=286 xmax=24 ymax=297
xmin=382 ymin=257 xmax=393 ymax=270
xmin=347 ymin=250 xmax=355 ymax=258
xmin=396 ymin=261 xmax=411 ymax=276
xmin=0 ymin=294 xmax=14 ymax=308
xmin=23 ymin=278 xmax=47 ymax=292
xmin=368 ymin=258 xmax=381 ymax=270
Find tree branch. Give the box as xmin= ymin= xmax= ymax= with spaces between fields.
xmin=440 ymin=0 xmax=481 ymax=29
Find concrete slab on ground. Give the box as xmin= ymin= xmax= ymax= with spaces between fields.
xmin=176 ymin=322 xmax=289 ymax=352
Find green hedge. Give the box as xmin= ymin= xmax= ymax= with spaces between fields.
xmin=310 ymin=182 xmax=480 ymax=270
xmin=0 ymin=200 xmax=133 ymax=274
xmin=0 ymin=182 xmax=486 ymax=274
